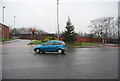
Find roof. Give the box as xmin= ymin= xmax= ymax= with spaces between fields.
xmin=0 ymin=23 xmax=9 ymax=28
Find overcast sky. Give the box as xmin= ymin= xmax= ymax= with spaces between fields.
xmin=0 ymin=0 xmax=119 ymax=33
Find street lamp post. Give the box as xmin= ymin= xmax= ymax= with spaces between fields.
xmin=14 ymin=16 xmax=16 ymax=38
xmin=57 ymin=0 xmax=60 ymax=40
xmin=118 ymin=17 xmax=120 ymax=44
xmin=2 ymin=6 xmax=5 ymax=40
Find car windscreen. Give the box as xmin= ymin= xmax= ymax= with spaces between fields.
xmin=61 ymin=41 xmax=66 ymax=45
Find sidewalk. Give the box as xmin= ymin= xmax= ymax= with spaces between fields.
xmin=101 ymin=43 xmax=120 ymax=48
xmin=2 ymin=39 xmax=20 ymax=44
xmin=72 ymin=44 xmax=119 ymax=48
xmin=74 ymin=45 xmax=101 ymax=48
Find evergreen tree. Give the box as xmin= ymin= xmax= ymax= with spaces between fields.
xmin=61 ymin=17 xmax=77 ymax=43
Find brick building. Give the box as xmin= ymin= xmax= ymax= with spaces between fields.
xmin=0 ymin=23 xmax=9 ymax=38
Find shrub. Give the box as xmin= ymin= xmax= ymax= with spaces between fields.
xmin=42 ymin=37 xmax=53 ymax=42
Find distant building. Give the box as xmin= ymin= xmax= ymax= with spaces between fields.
xmin=0 ymin=23 xmax=9 ymax=38
xmin=19 ymin=34 xmax=56 ymax=40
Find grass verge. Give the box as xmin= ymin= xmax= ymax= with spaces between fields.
xmin=28 ymin=40 xmax=43 ymax=45
xmin=1 ymin=38 xmax=15 ymax=42
xmin=66 ymin=42 xmax=100 ymax=46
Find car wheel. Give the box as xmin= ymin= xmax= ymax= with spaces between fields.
xmin=57 ymin=49 xmax=64 ymax=54
xmin=35 ymin=48 xmax=41 ymax=54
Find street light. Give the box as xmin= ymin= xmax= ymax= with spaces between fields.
xmin=57 ymin=0 xmax=60 ymax=40
xmin=14 ymin=16 xmax=16 ymax=38
xmin=118 ymin=17 xmax=120 ymax=44
xmin=2 ymin=6 xmax=5 ymax=40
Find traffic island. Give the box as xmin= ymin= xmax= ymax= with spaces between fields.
xmin=27 ymin=40 xmax=101 ymax=48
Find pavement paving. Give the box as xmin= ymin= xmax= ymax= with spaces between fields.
xmin=2 ymin=39 xmax=118 ymax=79
xmin=102 ymin=44 xmax=120 ymax=48
xmin=2 ymin=39 xmax=21 ymax=44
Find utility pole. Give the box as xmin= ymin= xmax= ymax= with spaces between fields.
xmin=14 ymin=16 xmax=16 ymax=38
xmin=57 ymin=0 xmax=60 ymax=40
xmin=118 ymin=17 xmax=120 ymax=45
xmin=2 ymin=6 xmax=5 ymax=40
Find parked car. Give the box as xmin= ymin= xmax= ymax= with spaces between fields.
xmin=33 ymin=40 xmax=67 ymax=54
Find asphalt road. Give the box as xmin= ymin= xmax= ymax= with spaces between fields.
xmin=2 ymin=39 xmax=118 ymax=79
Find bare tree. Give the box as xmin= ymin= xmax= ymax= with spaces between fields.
xmin=89 ymin=17 xmax=118 ymax=43
xmin=116 ymin=17 xmax=120 ymax=44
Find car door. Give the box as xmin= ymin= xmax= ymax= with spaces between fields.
xmin=50 ymin=41 xmax=61 ymax=52
xmin=42 ymin=41 xmax=51 ymax=52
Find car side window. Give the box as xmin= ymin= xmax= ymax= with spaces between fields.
xmin=44 ymin=42 xmax=51 ymax=45
xmin=52 ymin=42 xmax=60 ymax=45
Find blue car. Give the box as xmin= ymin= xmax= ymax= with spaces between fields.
xmin=33 ymin=40 xmax=67 ymax=54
